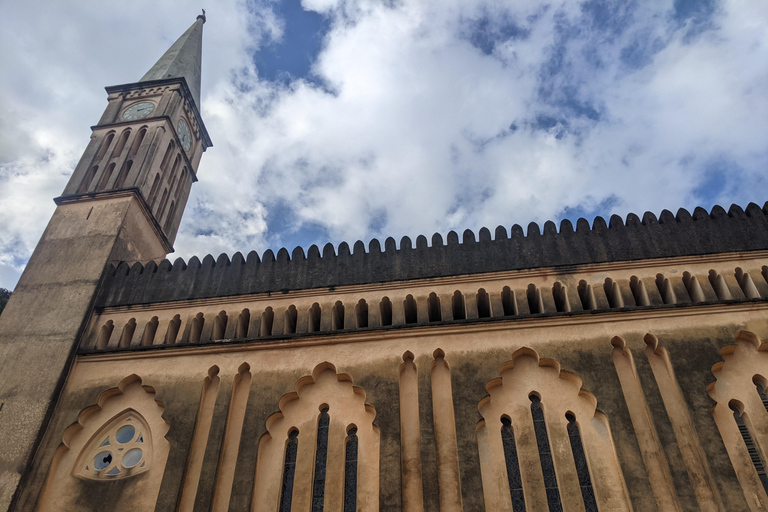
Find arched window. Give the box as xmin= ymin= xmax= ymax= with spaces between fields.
xmin=527 ymin=284 xmax=543 ymax=313
xmin=112 ymin=129 xmax=131 ymax=157
xmin=78 ymin=166 xmax=98 ymax=193
xmin=567 ymin=413 xmax=598 ymax=512
xmin=236 ymin=309 xmax=250 ymax=338
xmin=529 ymin=394 xmax=562 ymax=511
xmin=379 ymin=297 xmax=392 ymax=326
xmin=355 ymin=299 xmax=368 ymax=328
xmin=403 ymin=295 xmax=417 ymax=324
xmin=165 ymin=315 xmax=181 ymax=344
xmin=332 ymin=301 xmax=345 ymax=330
xmin=755 ymin=376 xmax=768 ymax=414
xmin=708 ymin=270 xmax=732 ymax=300
xmin=308 ymin=303 xmax=322 ymax=332
xmin=427 ymin=293 xmax=441 ymax=322
xmin=163 ymin=201 xmax=176 ymax=232
xmin=97 ymin=163 xmax=116 ymax=191
xmin=452 ymin=291 xmax=465 ymax=320
xmin=128 ymin=127 xmax=147 ymax=156
xmin=168 ymin=155 xmax=182 ymax=188
xmin=629 ymin=276 xmax=651 ymax=306
xmin=284 ymin=306 xmax=298 ymax=334
xmin=147 ymin=173 xmax=161 ymax=207
xmin=344 ymin=426 xmax=359 ymax=512
xmin=189 ymin=313 xmax=204 ymax=343
xmin=312 ymin=407 xmax=330 ymax=511
xmin=38 ymin=375 xmax=170 ymax=510
xmin=160 ymin=141 xmax=176 ymax=170
xmin=175 ymin=168 xmax=188 ymax=200
xmin=731 ymin=401 xmax=768 ymax=494
xmin=552 ymin=282 xmax=570 ymax=313
xmin=260 ymin=307 xmax=274 ymax=336
xmin=253 ymin=363 xmax=379 ymax=512
xmin=156 ymin=188 xmax=169 ymax=217
xmin=212 ymin=311 xmax=228 ymax=340
xmin=96 ymin=320 xmax=114 ymax=350
xmin=604 ymin=278 xmax=624 ymax=308
xmin=95 ymin=132 xmax=115 ymax=160
xmin=279 ymin=430 xmax=299 ymax=512
xmin=114 ymin=160 xmax=133 ymax=189
xmin=118 ymin=318 xmax=136 ymax=348
xmin=501 ymin=286 xmax=517 ymax=316
xmin=477 ymin=288 xmax=491 ymax=317
xmin=501 ymin=417 xmax=525 ymax=511
xmin=141 ymin=317 xmax=158 ymax=346
xmin=477 ymin=347 xmax=631 ymax=511
xmin=709 ymin=331 xmax=768 ymax=509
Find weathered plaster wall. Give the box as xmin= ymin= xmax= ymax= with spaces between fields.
xmin=0 ymin=197 xmax=167 ymax=511
xmin=21 ymin=302 xmax=767 ymax=511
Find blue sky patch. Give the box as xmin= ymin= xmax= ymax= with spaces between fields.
xmin=253 ymin=0 xmax=330 ymax=83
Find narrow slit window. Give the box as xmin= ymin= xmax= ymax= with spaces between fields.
xmin=379 ymin=297 xmax=392 ymax=326
xmin=279 ymin=430 xmax=299 ymax=512
xmin=552 ymin=282 xmax=570 ymax=313
xmin=212 ymin=311 xmax=227 ymax=340
xmin=312 ymin=407 xmax=330 ymax=512
xmin=530 ymin=395 xmax=562 ymax=511
xmin=261 ymin=307 xmax=274 ymax=336
xmin=344 ymin=427 xmax=358 ymax=512
xmin=96 ymin=132 xmax=115 ymax=160
xmin=477 ymin=288 xmax=491 ymax=318
xmin=428 ymin=293 xmax=441 ymax=322
xmin=527 ymin=284 xmax=543 ymax=314
xmin=755 ymin=377 xmax=768 ymax=415
xmin=404 ymin=295 xmax=417 ymax=324
xmin=235 ymin=309 xmax=250 ymax=338
xmin=566 ymin=413 xmax=598 ymax=512
xmin=284 ymin=305 xmax=298 ymax=334
xmin=452 ymin=291 xmax=466 ymax=320
xmin=309 ymin=303 xmax=322 ymax=332
xmin=731 ymin=403 xmax=768 ymax=495
xmin=189 ymin=313 xmax=204 ymax=343
xmin=501 ymin=417 xmax=525 ymax=511
xmin=501 ymin=287 xmax=516 ymax=316
xmin=165 ymin=314 xmax=181 ymax=344
xmin=356 ymin=299 xmax=368 ymax=328
xmin=332 ymin=301 xmax=345 ymax=330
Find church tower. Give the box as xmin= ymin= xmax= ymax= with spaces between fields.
xmin=0 ymin=14 xmax=210 ymax=510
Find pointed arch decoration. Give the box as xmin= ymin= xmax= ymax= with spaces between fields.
xmin=251 ymin=362 xmax=379 ymax=512
xmin=476 ymin=347 xmax=631 ymax=512
xmin=38 ymin=375 xmax=169 ymax=512
xmin=707 ymin=330 xmax=768 ymax=511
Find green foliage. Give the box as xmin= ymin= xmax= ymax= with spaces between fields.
xmin=0 ymin=288 xmax=11 ymax=315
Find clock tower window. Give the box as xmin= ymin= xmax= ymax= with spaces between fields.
xmin=112 ymin=129 xmax=131 ymax=158
xmin=128 ymin=127 xmax=147 ymax=156
xmin=97 ymin=163 xmax=116 ymax=191
xmin=95 ymin=132 xmax=115 ymax=161
xmin=115 ymin=161 xmax=133 ymax=189
xmin=78 ymin=166 xmax=98 ymax=194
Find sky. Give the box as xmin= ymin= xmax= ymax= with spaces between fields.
xmin=0 ymin=0 xmax=767 ymax=290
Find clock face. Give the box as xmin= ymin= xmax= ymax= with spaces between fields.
xmin=177 ymin=118 xmax=192 ymax=152
xmin=122 ymin=102 xmax=155 ymax=121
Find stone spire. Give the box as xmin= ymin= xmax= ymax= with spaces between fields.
xmin=140 ymin=11 xmax=206 ymax=109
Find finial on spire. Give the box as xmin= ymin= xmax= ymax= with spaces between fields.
xmin=197 ymin=9 xmax=206 ymax=23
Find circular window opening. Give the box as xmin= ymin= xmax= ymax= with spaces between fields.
xmin=123 ymin=448 xmax=143 ymax=468
xmin=94 ymin=452 xmax=112 ymax=470
xmin=116 ymin=425 xmax=135 ymax=444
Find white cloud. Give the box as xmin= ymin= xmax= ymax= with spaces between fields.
xmin=1 ymin=0 xmax=767 ymax=289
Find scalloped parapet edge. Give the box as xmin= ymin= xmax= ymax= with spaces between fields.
xmin=97 ymin=202 xmax=768 ymax=307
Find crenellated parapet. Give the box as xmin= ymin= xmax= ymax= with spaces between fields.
xmin=97 ymin=202 xmax=768 ymax=307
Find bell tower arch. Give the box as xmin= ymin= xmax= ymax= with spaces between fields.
xmin=0 ymin=13 xmax=211 ymax=511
